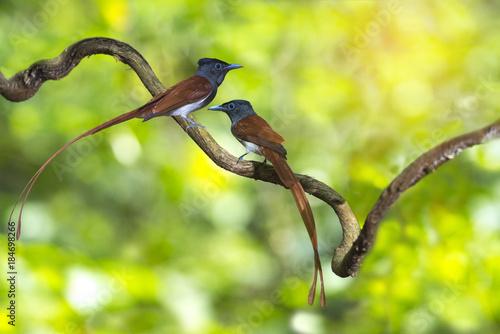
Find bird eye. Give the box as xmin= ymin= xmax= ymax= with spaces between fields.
xmin=228 ymin=103 xmax=235 ymax=110
xmin=214 ymin=63 xmax=222 ymax=70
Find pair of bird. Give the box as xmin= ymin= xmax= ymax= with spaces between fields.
xmin=9 ymin=58 xmax=326 ymax=307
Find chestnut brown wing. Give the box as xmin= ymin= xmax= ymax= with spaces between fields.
xmin=138 ymin=75 xmax=212 ymax=118
xmin=231 ymin=115 xmax=287 ymax=157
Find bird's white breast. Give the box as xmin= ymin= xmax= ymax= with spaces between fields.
xmin=169 ymin=96 xmax=209 ymax=117
xmin=238 ymin=139 xmax=263 ymax=156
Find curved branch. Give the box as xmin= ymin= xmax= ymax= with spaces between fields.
xmin=340 ymin=120 xmax=500 ymax=277
xmin=0 ymin=37 xmax=360 ymax=276
xmin=2 ymin=37 xmax=498 ymax=280
xmin=0 ymin=37 xmax=164 ymax=101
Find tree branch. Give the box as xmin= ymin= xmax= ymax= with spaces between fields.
xmin=1 ymin=37 xmax=498 ymax=279
xmin=340 ymin=120 xmax=500 ymax=277
xmin=0 ymin=37 xmax=164 ymax=101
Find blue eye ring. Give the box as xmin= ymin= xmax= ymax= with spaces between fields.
xmin=215 ymin=63 xmax=222 ymax=70
xmin=228 ymin=103 xmax=235 ymax=110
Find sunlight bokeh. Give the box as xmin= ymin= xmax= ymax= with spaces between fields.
xmin=1 ymin=1 xmax=499 ymax=333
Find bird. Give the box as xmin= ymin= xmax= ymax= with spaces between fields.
xmin=8 ymin=58 xmax=242 ymax=240
xmin=209 ymin=99 xmax=326 ymax=307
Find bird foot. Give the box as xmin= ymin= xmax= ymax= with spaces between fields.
xmin=186 ymin=123 xmax=206 ymax=130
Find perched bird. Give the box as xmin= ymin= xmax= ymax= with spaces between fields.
xmin=8 ymin=58 xmax=242 ymax=240
xmin=209 ymin=100 xmax=326 ymax=307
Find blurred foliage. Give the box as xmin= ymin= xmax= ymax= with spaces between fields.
xmin=1 ymin=0 xmax=500 ymax=333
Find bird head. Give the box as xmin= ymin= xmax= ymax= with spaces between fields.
xmin=208 ymin=99 xmax=256 ymax=125
xmin=196 ymin=58 xmax=243 ymax=86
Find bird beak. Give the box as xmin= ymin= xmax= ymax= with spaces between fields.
xmin=225 ymin=63 xmax=243 ymax=71
xmin=208 ymin=105 xmax=227 ymax=112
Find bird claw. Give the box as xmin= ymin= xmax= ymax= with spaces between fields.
xmin=186 ymin=123 xmax=205 ymax=130
xmin=183 ymin=116 xmax=205 ymax=130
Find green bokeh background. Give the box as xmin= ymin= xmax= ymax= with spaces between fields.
xmin=1 ymin=1 xmax=500 ymax=333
